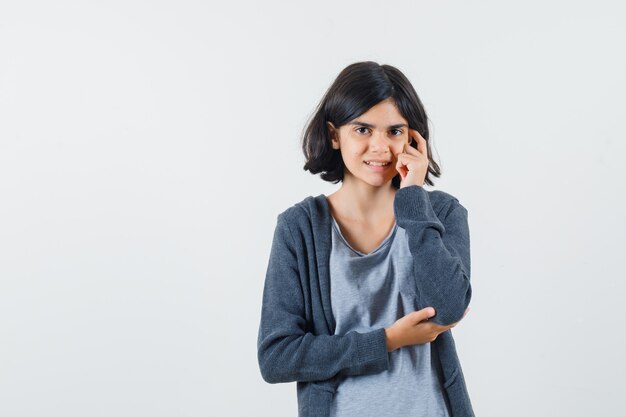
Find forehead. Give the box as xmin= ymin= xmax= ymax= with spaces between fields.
xmin=350 ymin=99 xmax=407 ymax=126
xmin=351 ymin=98 xmax=407 ymax=124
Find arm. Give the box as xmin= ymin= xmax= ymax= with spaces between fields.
xmin=393 ymin=185 xmax=472 ymax=326
xmin=257 ymin=213 xmax=390 ymax=384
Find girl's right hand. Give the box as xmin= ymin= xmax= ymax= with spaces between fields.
xmin=385 ymin=307 xmax=470 ymax=352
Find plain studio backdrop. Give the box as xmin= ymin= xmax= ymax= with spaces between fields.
xmin=1 ymin=1 xmax=625 ymax=416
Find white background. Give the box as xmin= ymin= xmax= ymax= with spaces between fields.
xmin=1 ymin=1 xmax=625 ymax=416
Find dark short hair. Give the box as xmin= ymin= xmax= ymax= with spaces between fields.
xmin=301 ymin=61 xmax=441 ymax=188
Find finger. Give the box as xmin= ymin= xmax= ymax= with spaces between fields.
xmin=409 ymin=129 xmax=428 ymax=157
xmin=396 ymin=149 xmax=418 ymax=163
xmin=410 ymin=307 xmax=436 ymax=324
xmin=435 ymin=323 xmax=455 ymax=333
xmin=395 ymin=157 xmax=408 ymax=179
xmin=414 ymin=130 xmax=427 ymax=156
xmin=395 ymin=148 xmax=414 ymax=177
xmin=400 ymin=141 xmax=410 ymax=157
xmin=398 ymin=142 xmax=418 ymax=159
xmin=404 ymin=133 xmax=420 ymax=154
xmin=396 ymin=152 xmax=420 ymax=177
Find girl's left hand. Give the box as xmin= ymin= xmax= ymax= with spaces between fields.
xmin=396 ymin=128 xmax=428 ymax=188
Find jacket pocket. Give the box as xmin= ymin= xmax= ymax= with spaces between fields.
xmin=442 ymin=367 xmax=475 ymax=417
xmin=442 ymin=366 xmax=459 ymax=389
xmin=305 ymin=382 xmax=336 ymax=417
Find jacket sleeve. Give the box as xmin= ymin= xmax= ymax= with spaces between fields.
xmin=393 ymin=185 xmax=472 ymax=326
xmin=257 ymin=213 xmax=390 ymax=384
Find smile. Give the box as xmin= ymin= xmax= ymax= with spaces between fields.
xmin=363 ymin=161 xmax=392 ymax=172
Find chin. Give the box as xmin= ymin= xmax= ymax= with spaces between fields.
xmin=365 ymin=177 xmax=394 ymax=187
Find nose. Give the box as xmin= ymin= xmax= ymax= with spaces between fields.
xmin=370 ymin=131 xmax=392 ymax=154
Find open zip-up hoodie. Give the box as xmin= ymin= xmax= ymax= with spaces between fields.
xmin=257 ymin=185 xmax=475 ymax=417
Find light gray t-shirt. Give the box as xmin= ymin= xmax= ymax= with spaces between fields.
xmin=329 ymin=215 xmax=451 ymax=417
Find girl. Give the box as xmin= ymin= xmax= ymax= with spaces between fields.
xmin=257 ymin=61 xmax=474 ymax=417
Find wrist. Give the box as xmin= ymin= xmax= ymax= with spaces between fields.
xmin=384 ymin=327 xmax=399 ymax=352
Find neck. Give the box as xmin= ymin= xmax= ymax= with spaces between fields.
xmin=333 ymin=175 xmax=396 ymax=223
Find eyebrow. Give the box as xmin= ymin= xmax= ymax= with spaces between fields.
xmin=349 ymin=120 xmax=408 ymax=129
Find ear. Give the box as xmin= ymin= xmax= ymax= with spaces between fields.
xmin=327 ymin=121 xmax=340 ymax=149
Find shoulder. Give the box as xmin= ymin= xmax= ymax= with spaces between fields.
xmin=274 ymin=194 xmax=323 ymax=227
xmin=270 ymin=195 xmax=327 ymax=250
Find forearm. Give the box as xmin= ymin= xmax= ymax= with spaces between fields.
xmin=258 ymin=326 xmax=390 ymax=383
xmin=393 ymin=186 xmax=472 ymax=326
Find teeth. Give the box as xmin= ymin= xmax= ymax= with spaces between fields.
xmin=365 ymin=161 xmax=390 ymax=166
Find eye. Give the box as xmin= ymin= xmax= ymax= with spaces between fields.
xmin=390 ymin=129 xmax=403 ymax=136
xmin=355 ymin=127 xmax=370 ymax=134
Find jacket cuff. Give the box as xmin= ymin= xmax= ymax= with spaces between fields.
xmin=355 ymin=328 xmax=389 ymax=374
xmin=393 ymin=185 xmax=438 ymax=223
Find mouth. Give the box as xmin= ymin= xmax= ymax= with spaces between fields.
xmin=363 ymin=160 xmax=392 ymax=172
xmin=363 ymin=160 xmax=392 ymax=167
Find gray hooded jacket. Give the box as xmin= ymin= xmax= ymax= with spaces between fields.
xmin=257 ymin=185 xmax=475 ymax=416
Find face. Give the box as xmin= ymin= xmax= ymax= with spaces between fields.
xmin=327 ymin=98 xmax=411 ymax=188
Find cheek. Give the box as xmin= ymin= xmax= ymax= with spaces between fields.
xmin=348 ymin=143 xmax=366 ymax=155
xmin=341 ymin=148 xmax=360 ymax=163
xmin=392 ymin=143 xmax=405 ymax=155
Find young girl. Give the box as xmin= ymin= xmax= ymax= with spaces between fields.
xmin=257 ymin=61 xmax=474 ymax=417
